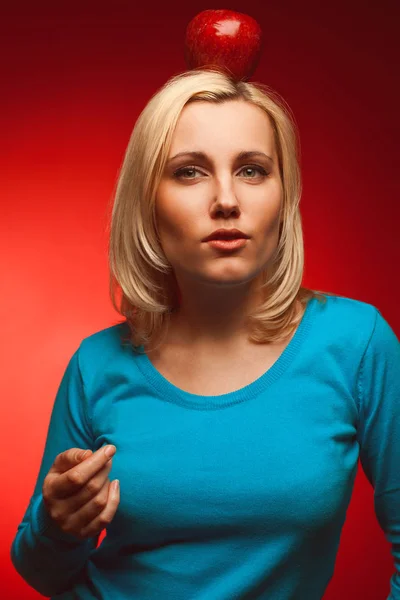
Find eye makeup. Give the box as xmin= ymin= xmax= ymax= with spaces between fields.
xmin=172 ymin=164 xmax=270 ymax=180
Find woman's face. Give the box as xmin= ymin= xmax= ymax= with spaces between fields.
xmin=155 ymin=99 xmax=283 ymax=291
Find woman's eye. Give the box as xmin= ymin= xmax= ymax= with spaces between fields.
xmin=173 ymin=166 xmax=202 ymax=179
xmin=173 ymin=165 xmax=269 ymax=180
xmin=239 ymin=165 xmax=268 ymax=178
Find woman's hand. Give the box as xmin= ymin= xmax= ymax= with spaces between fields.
xmin=42 ymin=445 xmax=120 ymax=540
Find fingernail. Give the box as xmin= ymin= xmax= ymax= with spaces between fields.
xmin=104 ymin=445 xmax=116 ymax=458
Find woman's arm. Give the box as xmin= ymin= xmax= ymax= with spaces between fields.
xmin=10 ymin=346 xmax=100 ymax=597
xmin=357 ymin=308 xmax=400 ymax=600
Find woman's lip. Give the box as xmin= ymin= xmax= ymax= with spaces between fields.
xmin=205 ymin=238 xmax=248 ymax=250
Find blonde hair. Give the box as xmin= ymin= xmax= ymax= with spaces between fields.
xmin=106 ymin=68 xmax=333 ymax=353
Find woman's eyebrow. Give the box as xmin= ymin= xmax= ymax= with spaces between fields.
xmin=167 ymin=150 xmax=274 ymax=164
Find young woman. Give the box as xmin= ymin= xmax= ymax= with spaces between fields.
xmin=11 ymin=69 xmax=400 ymax=599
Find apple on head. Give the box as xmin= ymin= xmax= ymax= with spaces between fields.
xmin=184 ymin=9 xmax=263 ymax=81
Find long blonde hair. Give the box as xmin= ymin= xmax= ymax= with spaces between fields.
xmin=106 ymin=68 xmax=333 ymax=352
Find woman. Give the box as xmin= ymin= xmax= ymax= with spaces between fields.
xmin=11 ymin=69 xmax=400 ymax=599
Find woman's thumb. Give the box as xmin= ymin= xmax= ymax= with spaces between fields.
xmin=51 ymin=448 xmax=93 ymax=475
xmin=78 ymin=449 xmax=92 ymax=460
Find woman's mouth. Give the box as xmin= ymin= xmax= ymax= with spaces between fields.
xmin=206 ymin=238 xmax=248 ymax=251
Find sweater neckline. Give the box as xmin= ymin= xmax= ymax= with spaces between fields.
xmin=134 ymin=296 xmax=317 ymax=410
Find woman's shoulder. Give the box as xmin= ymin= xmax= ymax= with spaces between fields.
xmin=308 ymin=290 xmax=379 ymax=320
xmin=305 ymin=290 xmax=381 ymax=346
xmin=77 ymin=320 xmax=131 ymax=366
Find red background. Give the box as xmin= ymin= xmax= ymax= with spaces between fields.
xmin=2 ymin=1 xmax=399 ymax=598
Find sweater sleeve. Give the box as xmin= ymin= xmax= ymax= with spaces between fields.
xmin=10 ymin=345 xmax=100 ymax=598
xmin=356 ymin=308 xmax=400 ymax=600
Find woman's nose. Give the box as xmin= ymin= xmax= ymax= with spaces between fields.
xmin=211 ymin=180 xmax=240 ymax=214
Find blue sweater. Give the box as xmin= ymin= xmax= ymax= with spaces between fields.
xmin=11 ymin=294 xmax=400 ymax=599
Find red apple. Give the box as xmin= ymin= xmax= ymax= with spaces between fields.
xmin=184 ymin=9 xmax=263 ymax=81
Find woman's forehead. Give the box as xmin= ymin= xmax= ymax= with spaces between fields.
xmin=170 ymin=100 xmax=274 ymax=153
xmin=178 ymin=98 xmax=270 ymax=125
